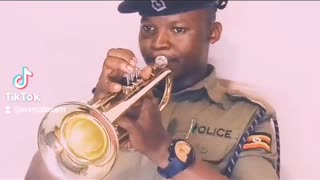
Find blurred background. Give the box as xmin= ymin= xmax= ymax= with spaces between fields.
xmin=0 ymin=1 xmax=319 ymax=179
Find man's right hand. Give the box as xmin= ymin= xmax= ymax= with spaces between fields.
xmin=92 ymin=48 xmax=137 ymax=103
xmin=90 ymin=48 xmax=151 ymax=103
xmin=92 ymin=48 xmax=152 ymax=104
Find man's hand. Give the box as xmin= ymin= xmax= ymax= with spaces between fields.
xmin=93 ymin=48 xmax=136 ymax=102
xmin=92 ymin=48 xmax=151 ymax=103
xmin=117 ymin=96 xmax=172 ymax=168
xmin=92 ymin=48 xmax=171 ymax=166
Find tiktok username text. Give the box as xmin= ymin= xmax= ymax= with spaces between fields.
xmin=4 ymin=106 xmax=66 ymax=114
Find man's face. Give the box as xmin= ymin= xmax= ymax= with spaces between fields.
xmin=139 ymin=9 xmax=219 ymax=82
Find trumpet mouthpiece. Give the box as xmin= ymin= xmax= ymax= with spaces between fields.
xmin=155 ymin=56 xmax=168 ymax=68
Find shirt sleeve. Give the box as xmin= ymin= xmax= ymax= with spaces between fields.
xmin=230 ymin=117 xmax=280 ymax=180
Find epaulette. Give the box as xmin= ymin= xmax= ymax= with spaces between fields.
xmin=217 ymin=78 xmax=276 ymax=117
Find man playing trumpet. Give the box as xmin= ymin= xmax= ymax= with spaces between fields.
xmin=26 ymin=0 xmax=280 ymax=179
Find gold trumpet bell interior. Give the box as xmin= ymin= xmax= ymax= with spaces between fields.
xmin=38 ymin=102 xmax=119 ymax=179
xmin=61 ymin=112 xmax=108 ymax=162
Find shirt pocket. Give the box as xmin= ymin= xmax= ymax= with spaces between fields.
xmin=188 ymin=129 xmax=240 ymax=164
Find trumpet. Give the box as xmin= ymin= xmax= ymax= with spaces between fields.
xmin=37 ymin=56 xmax=173 ymax=180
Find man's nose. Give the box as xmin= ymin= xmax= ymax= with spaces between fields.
xmin=151 ymin=31 xmax=171 ymax=50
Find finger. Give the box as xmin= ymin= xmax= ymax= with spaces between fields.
xmin=99 ymin=68 xmax=126 ymax=85
xmin=117 ymin=117 xmax=140 ymax=136
xmin=105 ymin=56 xmax=135 ymax=74
xmin=126 ymin=141 xmax=133 ymax=149
xmin=108 ymin=69 xmax=123 ymax=82
xmin=93 ymin=82 xmax=122 ymax=102
xmin=139 ymin=97 xmax=159 ymax=122
xmin=93 ymin=91 xmax=107 ymax=102
xmin=119 ymin=139 xmax=133 ymax=150
xmin=107 ymin=48 xmax=137 ymax=65
xmin=87 ymin=98 xmax=95 ymax=105
xmin=146 ymin=89 xmax=155 ymax=99
xmin=100 ymin=81 xmax=122 ymax=94
xmin=98 ymin=68 xmax=123 ymax=88
xmin=140 ymin=66 xmax=152 ymax=80
xmin=126 ymin=104 xmax=142 ymax=120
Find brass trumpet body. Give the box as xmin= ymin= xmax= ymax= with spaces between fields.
xmin=37 ymin=56 xmax=173 ymax=180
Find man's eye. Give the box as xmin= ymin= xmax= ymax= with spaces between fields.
xmin=143 ymin=25 xmax=155 ymax=32
xmin=173 ymin=27 xmax=186 ymax=33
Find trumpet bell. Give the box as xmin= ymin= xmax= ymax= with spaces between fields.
xmin=38 ymin=102 xmax=119 ymax=179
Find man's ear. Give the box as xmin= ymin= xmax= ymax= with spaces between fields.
xmin=209 ymin=22 xmax=222 ymax=44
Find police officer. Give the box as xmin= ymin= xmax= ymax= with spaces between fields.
xmin=25 ymin=0 xmax=280 ymax=180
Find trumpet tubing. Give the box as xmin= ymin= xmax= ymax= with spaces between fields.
xmin=37 ymin=56 xmax=173 ymax=179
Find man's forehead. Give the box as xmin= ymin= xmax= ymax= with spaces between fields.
xmin=118 ymin=0 xmax=227 ymax=17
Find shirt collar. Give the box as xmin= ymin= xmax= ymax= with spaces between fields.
xmin=155 ymin=64 xmax=230 ymax=109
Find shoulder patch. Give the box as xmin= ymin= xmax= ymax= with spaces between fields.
xmin=242 ymin=132 xmax=272 ymax=152
xmin=217 ymin=78 xmax=276 ymax=116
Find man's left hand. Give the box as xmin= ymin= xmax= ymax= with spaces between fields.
xmin=117 ymin=95 xmax=172 ymax=168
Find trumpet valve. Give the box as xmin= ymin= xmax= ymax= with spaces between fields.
xmin=121 ymin=70 xmax=144 ymax=95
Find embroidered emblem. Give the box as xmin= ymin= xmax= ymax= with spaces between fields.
xmin=242 ymin=132 xmax=272 ymax=152
xmin=151 ymin=0 xmax=167 ymax=12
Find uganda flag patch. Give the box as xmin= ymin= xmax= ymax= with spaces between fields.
xmin=243 ymin=132 xmax=272 ymax=152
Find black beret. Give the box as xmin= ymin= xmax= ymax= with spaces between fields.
xmin=118 ymin=0 xmax=228 ymax=17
